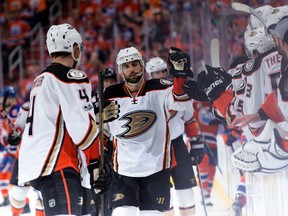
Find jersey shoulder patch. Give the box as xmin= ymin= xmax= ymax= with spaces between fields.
xmin=42 ymin=64 xmax=89 ymax=84
xmin=104 ymin=83 xmax=126 ymax=100
xmin=242 ymin=57 xmax=261 ymax=76
xmin=145 ymin=79 xmax=172 ymax=92
xmin=67 ymin=69 xmax=87 ymax=80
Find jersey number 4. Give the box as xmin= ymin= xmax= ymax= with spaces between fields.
xmin=26 ymin=95 xmax=36 ymax=136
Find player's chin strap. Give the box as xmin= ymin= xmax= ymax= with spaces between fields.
xmin=123 ymin=70 xmax=144 ymax=86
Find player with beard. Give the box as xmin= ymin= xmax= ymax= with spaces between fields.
xmin=103 ymin=47 xmax=193 ymax=216
xmin=145 ymin=57 xmax=202 ymax=216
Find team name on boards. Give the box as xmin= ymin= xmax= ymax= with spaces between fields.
xmin=32 ymin=76 xmax=45 ymax=89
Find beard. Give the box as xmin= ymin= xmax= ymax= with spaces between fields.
xmin=124 ymin=72 xmax=143 ymax=84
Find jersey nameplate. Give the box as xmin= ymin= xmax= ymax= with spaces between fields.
xmin=67 ymin=69 xmax=87 ymax=80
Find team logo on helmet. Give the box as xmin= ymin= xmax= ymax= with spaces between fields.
xmin=116 ymin=110 xmax=157 ymax=139
xmin=67 ymin=69 xmax=87 ymax=79
xmin=249 ymin=31 xmax=257 ymax=36
xmin=271 ymin=8 xmax=280 ymax=14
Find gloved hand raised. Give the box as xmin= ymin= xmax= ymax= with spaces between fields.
xmin=197 ymin=65 xmax=232 ymax=102
xmin=168 ymin=47 xmax=193 ymax=78
xmin=88 ymin=153 xmax=114 ymax=195
xmin=189 ymin=136 xmax=205 ymax=165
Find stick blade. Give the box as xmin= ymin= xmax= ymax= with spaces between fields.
xmin=211 ymin=38 xmax=220 ymax=68
xmin=231 ymin=2 xmax=250 ymax=13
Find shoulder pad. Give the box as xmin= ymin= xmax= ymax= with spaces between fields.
xmin=242 ymin=58 xmax=261 ymax=76
xmin=42 ymin=64 xmax=89 ymax=84
xmin=21 ymin=101 xmax=30 ymax=111
xmin=145 ymin=79 xmax=172 ymax=91
xmin=229 ymin=55 xmax=249 ymax=69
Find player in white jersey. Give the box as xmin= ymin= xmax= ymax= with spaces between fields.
xmin=18 ymin=23 xmax=119 ymax=215
xmin=230 ymin=17 xmax=288 ymax=147
xmin=104 ymin=47 xmax=192 ymax=216
xmin=146 ymin=57 xmax=203 ymax=216
xmin=6 ymin=101 xmax=46 ymax=216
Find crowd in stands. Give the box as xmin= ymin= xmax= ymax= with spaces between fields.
xmin=1 ymin=0 xmax=287 ymax=103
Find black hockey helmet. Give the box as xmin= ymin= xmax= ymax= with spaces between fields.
xmin=101 ymin=67 xmax=117 ymax=81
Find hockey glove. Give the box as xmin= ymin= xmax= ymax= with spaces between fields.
xmin=197 ymin=65 xmax=232 ymax=102
xmin=183 ymin=80 xmax=209 ymax=101
xmin=94 ymin=100 xmax=120 ymax=124
xmin=168 ymin=47 xmax=193 ymax=78
xmin=88 ymin=153 xmax=114 ymax=195
xmin=7 ymin=130 xmax=22 ymax=146
xmin=189 ymin=136 xmax=205 ymax=165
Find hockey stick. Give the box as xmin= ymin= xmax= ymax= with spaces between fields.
xmin=203 ymin=135 xmax=223 ymax=175
xmin=210 ymin=38 xmax=220 ymax=68
xmin=98 ymin=71 xmax=105 ymax=216
xmin=231 ymin=2 xmax=266 ymax=27
xmin=98 ymin=72 xmax=105 ymax=171
xmin=196 ymin=164 xmax=208 ymax=216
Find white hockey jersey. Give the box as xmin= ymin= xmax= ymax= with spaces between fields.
xmin=19 ymin=64 xmax=99 ymax=185
xmin=104 ymin=79 xmax=191 ymax=177
xmin=168 ymin=102 xmax=194 ymax=140
xmin=230 ymin=49 xmax=282 ymax=137
xmin=14 ymin=101 xmax=29 ymax=130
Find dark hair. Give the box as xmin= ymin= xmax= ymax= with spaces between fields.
xmin=50 ymin=52 xmax=71 ymax=58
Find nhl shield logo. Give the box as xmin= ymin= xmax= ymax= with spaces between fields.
xmin=49 ymin=199 xmax=56 ymax=208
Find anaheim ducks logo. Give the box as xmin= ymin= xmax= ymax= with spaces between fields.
xmin=271 ymin=8 xmax=280 ymax=14
xmin=249 ymin=30 xmax=257 ymax=37
xmin=116 ymin=110 xmax=157 ymax=138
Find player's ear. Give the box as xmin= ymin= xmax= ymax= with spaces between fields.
xmin=73 ymin=43 xmax=80 ymax=58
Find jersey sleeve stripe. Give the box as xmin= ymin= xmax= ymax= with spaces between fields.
xmin=41 ymin=112 xmax=66 ymax=176
xmin=162 ymin=123 xmax=171 ymax=170
xmin=112 ymin=137 xmax=119 ymax=173
xmin=77 ymin=114 xmax=99 ymax=150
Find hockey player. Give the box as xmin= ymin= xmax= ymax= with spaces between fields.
xmin=146 ymin=57 xmax=203 ymax=216
xmin=103 ymin=67 xmax=118 ymax=89
xmin=104 ymin=46 xmax=193 ymax=216
xmin=193 ymin=101 xmax=223 ymax=207
xmin=230 ymin=16 xmax=288 ymax=131
xmin=0 ymin=86 xmax=20 ymax=207
xmin=184 ymin=14 xmax=284 ymax=216
xmin=184 ymin=23 xmax=282 ymax=158
xmin=18 ymin=23 xmax=119 ymax=215
xmin=7 ymin=101 xmax=44 ymax=216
